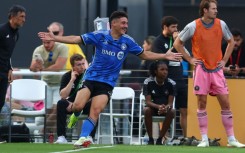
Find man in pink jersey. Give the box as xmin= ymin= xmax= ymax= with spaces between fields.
xmin=174 ymin=0 xmax=245 ymax=148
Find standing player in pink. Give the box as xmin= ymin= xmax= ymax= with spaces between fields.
xmin=174 ymin=0 xmax=245 ymax=148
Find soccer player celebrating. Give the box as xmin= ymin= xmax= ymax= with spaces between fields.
xmin=38 ymin=11 xmax=182 ymax=148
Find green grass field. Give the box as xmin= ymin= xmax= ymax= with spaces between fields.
xmin=1 ymin=143 xmax=245 ymax=153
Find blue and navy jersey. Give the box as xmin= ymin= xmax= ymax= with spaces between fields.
xmin=81 ymin=30 xmax=143 ymax=87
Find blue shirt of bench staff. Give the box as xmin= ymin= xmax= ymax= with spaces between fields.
xmin=81 ymin=30 xmax=143 ymax=87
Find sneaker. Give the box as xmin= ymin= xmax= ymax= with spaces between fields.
xmin=67 ymin=113 xmax=79 ymax=129
xmin=74 ymin=137 xmax=92 ymax=148
xmin=227 ymin=139 xmax=245 ymax=148
xmin=156 ymin=138 xmax=163 ymax=145
xmin=197 ymin=140 xmax=209 ymax=147
xmin=87 ymin=136 xmax=94 ymax=144
xmin=147 ymin=137 xmax=154 ymax=145
xmin=0 ymin=137 xmax=6 ymax=144
xmin=156 ymin=137 xmax=168 ymax=145
xmin=55 ymin=136 xmax=68 ymax=144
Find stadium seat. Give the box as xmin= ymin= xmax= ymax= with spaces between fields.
xmin=138 ymin=92 xmax=176 ymax=144
xmin=97 ymin=87 xmax=135 ymax=144
xmin=9 ymin=79 xmax=47 ymax=143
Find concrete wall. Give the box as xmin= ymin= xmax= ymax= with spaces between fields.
xmin=2 ymin=0 xmax=245 ymax=68
xmin=0 ymin=0 xmax=82 ymax=68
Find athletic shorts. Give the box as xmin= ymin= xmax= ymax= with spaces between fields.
xmin=193 ymin=64 xmax=229 ymax=96
xmin=174 ymin=80 xmax=188 ymax=109
xmin=80 ymin=80 xmax=113 ymax=99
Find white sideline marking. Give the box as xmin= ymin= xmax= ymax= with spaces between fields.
xmin=50 ymin=145 xmax=114 ymax=153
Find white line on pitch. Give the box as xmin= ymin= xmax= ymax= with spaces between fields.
xmin=50 ymin=145 xmax=114 ymax=153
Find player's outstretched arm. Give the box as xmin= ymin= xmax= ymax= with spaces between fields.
xmin=139 ymin=48 xmax=182 ymax=61
xmin=38 ymin=31 xmax=82 ymax=44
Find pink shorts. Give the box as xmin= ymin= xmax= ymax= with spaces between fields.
xmin=193 ymin=64 xmax=229 ymax=95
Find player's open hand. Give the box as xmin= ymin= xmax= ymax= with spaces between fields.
xmin=165 ymin=47 xmax=183 ymax=61
xmin=189 ymin=57 xmax=201 ymax=66
xmin=217 ymin=60 xmax=226 ymax=68
xmin=38 ymin=31 xmax=55 ymax=41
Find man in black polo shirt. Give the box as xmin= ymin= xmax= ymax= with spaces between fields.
xmin=55 ymin=54 xmax=96 ymax=144
xmin=152 ymin=16 xmax=188 ymax=137
xmin=0 ymin=5 xmax=26 ymax=144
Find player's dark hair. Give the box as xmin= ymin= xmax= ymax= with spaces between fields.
xmin=144 ymin=35 xmax=156 ymax=46
xmin=109 ymin=11 xmax=128 ymax=24
xmin=161 ymin=16 xmax=178 ymax=29
xmin=199 ymin=0 xmax=217 ymax=17
xmin=231 ymin=28 xmax=243 ymax=38
xmin=70 ymin=54 xmax=84 ymax=67
xmin=149 ymin=61 xmax=168 ymax=77
xmin=8 ymin=5 xmax=26 ymax=19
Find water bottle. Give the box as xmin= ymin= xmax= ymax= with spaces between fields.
xmin=48 ymin=132 xmax=54 ymax=143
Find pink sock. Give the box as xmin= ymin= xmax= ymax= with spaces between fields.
xmin=221 ymin=110 xmax=234 ymax=137
xmin=197 ymin=109 xmax=208 ymax=135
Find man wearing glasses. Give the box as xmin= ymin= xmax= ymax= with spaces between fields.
xmin=48 ymin=22 xmax=89 ymax=70
xmin=29 ymin=39 xmax=68 ymax=133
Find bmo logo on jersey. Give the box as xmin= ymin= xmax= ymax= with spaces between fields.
xmin=101 ymin=49 xmax=124 ymax=60
xmin=117 ymin=51 xmax=124 ymax=60
xmin=102 ymin=49 xmax=116 ymax=56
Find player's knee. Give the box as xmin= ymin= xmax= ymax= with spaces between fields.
xmin=144 ymin=107 xmax=153 ymax=115
xmin=72 ymin=102 xmax=83 ymax=112
xmin=168 ymin=109 xmax=176 ymax=118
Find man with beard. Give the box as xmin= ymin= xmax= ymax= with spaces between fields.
xmin=152 ymin=16 xmax=188 ymax=137
xmin=222 ymin=28 xmax=245 ymax=77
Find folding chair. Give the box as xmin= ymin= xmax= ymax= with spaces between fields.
xmin=138 ymin=92 xmax=176 ymax=144
xmin=97 ymin=87 xmax=135 ymax=144
xmin=9 ymin=79 xmax=47 ymax=143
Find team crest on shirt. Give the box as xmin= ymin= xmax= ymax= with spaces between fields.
xmin=165 ymin=90 xmax=169 ymax=95
xmin=194 ymin=86 xmax=200 ymax=91
xmin=164 ymin=43 xmax=168 ymax=49
xmin=121 ymin=43 xmax=127 ymax=50
xmin=117 ymin=51 xmax=124 ymax=60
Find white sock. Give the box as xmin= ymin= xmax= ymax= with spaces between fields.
xmin=201 ymin=134 xmax=208 ymax=141
xmin=228 ymin=136 xmax=236 ymax=142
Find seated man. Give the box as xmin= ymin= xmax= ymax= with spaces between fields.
xmin=222 ymin=28 xmax=245 ymax=77
xmin=29 ymin=39 xmax=68 ymax=133
xmin=48 ymin=22 xmax=89 ymax=70
xmin=143 ymin=61 xmax=176 ymax=145
xmin=55 ymin=54 xmax=96 ymax=144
